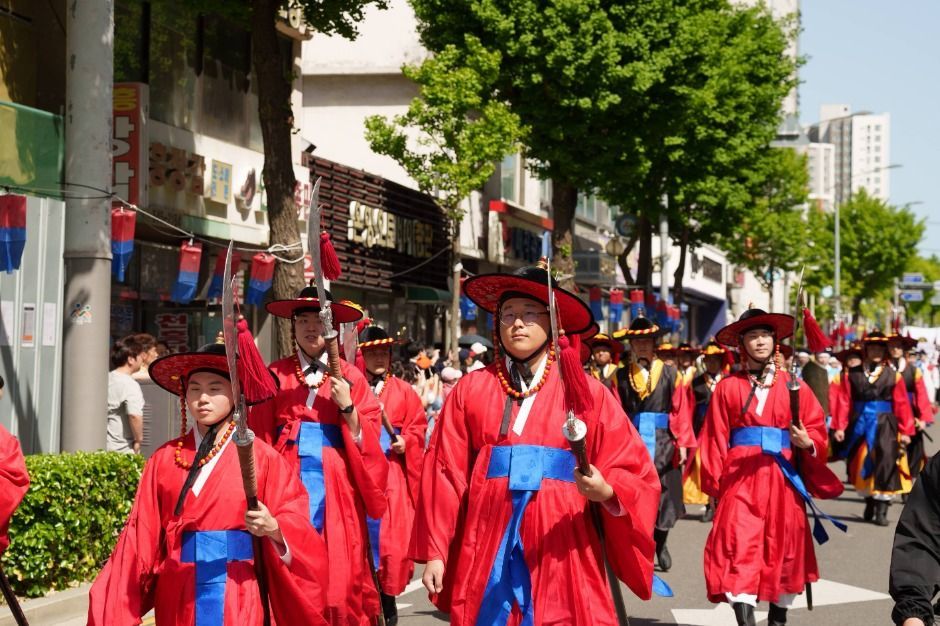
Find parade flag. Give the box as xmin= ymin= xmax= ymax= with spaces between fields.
xmin=111 ymin=206 xmax=136 ymax=282
xmin=459 ymin=294 xmax=478 ymax=321
xmin=0 ymin=195 xmax=27 ymax=273
xmin=609 ymin=288 xmax=624 ymax=327
xmin=629 ymin=289 xmax=644 ymax=319
xmin=170 ymin=241 xmax=202 ymax=303
xmin=656 ymin=299 xmax=668 ymax=328
xmin=245 ymin=252 xmax=276 ymax=306
xmin=207 ymin=249 xmax=241 ymax=300
xmin=589 ymin=286 xmax=603 ymax=321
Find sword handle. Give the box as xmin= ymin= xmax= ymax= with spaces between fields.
xmin=235 ymin=428 xmax=259 ymax=511
xmin=380 ymin=409 xmax=399 ymax=441
xmin=325 ymin=331 xmax=344 ymax=380
xmin=564 ymin=415 xmax=592 ymax=476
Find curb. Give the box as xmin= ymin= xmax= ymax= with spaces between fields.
xmin=0 ymin=583 xmax=90 ymax=626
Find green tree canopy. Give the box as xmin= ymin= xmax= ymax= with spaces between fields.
xmin=719 ymin=146 xmax=810 ymax=310
xmin=363 ymin=37 xmax=522 ymax=356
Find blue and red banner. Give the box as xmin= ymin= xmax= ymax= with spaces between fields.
xmin=245 ymin=253 xmax=275 ymax=306
xmin=629 ymin=289 xmax=644 ymax=320
xmin=609 ymin=288 xmax=624 ymax=328
xmin=0 ymin=195 xmax=27 ymax=273
xmin=111 ymin=206 xmax=136 ymax=282
xmin=588 ymin=286 xmax=603 ymax=321
xmin=207 ymin=249 xmax=241 ymax=300
xmin=170 ymin=241 xmax=203 ymax=304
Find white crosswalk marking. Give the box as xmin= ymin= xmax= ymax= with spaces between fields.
xmin=671 ymin=578 xmax=890 ymax=625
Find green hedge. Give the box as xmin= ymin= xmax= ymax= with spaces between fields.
xmin=1 ymin=451 xmax=144 ymax=598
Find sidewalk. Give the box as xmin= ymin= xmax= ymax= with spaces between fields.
xmin=0 ymin=584 xmax=90 ymax=626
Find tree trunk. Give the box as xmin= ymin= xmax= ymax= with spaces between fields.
xmin=550 ymin=180 xmax=578 ymax=290
xmin=636 ymin=216 xmax=653 ymax=292
xmin=673 ymin=222 xmax=690 ymax=309
xmin=617 ymin=232 xmax=638 ymax=286
xmin=852 ymin=295 xmax=864 ymax=324
xmin=450 ymin=219 xmax=461 ymax=362
xmin=251 ymin=0 xmax=305 ymax=357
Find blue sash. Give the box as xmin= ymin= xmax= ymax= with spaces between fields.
xmin=695 ymin=404 xmax=708 ymax=419
xmin=367 ymin=426 xmax=403 ymax=566
xmin=846 ymin=400 xmax=892 ymax=479
xmin=476 ymin=445 xmax=575 ymax=626
xmin=631 ymin=412 xmax=669 ymax=460
xmin=288 ymin=422 xmax=344 ymax=532
xmin=729 ymin=427 xmax=847 ymax=544
xmin=180 ymin=530 xmax=253 ymax=626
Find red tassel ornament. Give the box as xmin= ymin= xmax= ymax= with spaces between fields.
xmin=320 ymin=232 xmax=342 ymax=281
xmin=354 ymin=348 xmax=367 ymax=377
xmin=236 ymin=318 xmax=279 ymax=404
xmin=557 ymin=333 xmax=594 ymax=416
xmin=802 ymin=307 xmax=831 ymax=354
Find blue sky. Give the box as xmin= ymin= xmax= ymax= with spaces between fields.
xmin=799 ymin=0 xmax=939 ymax=256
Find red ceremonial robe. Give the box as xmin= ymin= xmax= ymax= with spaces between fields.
xmin=88 ymin=434 xmax=329 ymax=625
xmin=372 ymin=375 xmax=427 ymax=594
xmin=699 ymin=370 xmax=843 ymax=604
xmin=410 ymin=362 xmax=661 ymax=626
xmin=249 ymin=355 xmax=388 ymax=625
xmin=0 ymin=424 xmax=28 ymax=554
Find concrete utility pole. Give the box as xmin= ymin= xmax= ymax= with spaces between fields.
xmin=61 ymin=1 xmax=114 ymax=452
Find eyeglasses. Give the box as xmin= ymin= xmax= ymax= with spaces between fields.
xmin=499 ymin=309 xmax=549 ymax=326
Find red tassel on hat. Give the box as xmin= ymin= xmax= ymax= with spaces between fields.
xmin=236 ymin=318 xmax=278 ymax=404
xmin=557 ymin=333 xmax=594 ymax=416
xmin=803 ymin=307 xmax=831 ymax=354
xmin=320 ymin=232 xmax=342 ymax=281
xmin=354 ymin=348 xmax=367 ymax=377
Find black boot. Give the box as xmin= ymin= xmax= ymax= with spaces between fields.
xmin=654 ymin=528 xmax=672 ymax=572
xmin=381 ymin=592 xmax=398 ymax=626
xmin=863 ymin=497 xmax=875 ymax=522
xmin=701 ymin=501 xmax=715 ymax=523
xmin=768 ymin=603 xmax=787 ymax=626
xmin=732 ymin=602 xmax=756 ymax=626
xmin=874 ymin=500 xmax=891 ymax=527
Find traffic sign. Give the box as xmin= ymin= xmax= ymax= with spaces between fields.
xmin=931 ymin=292 xmax=940 ymax=307
xmin=900 ymin=290 xmax=924 ymax=302
xmin=933 ymin=280 xmax=940 ymax=292
xmin=903 ymin=272 xmax=925 ymax=284
xmin=615 ymin=214 xmax=636 ymax=238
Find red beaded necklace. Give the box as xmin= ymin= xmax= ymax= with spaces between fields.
xmin=495 ymin=345 xmax=556 ymax=400
xmin=374 ymin=371 xmax=392 ymax=401
xmin=293 ymin=352 xmax=327 ymax=390
xmin=746 ymin=348 xmax=781 ymax=390
xmin=174 ymin=391 xmax=236 ymax=470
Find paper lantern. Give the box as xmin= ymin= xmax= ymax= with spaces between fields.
xmin=0 ymin=195 xmax=27 ymax=273
xmin=170 ymin=241 xmax=202 ymax=304
xmin=245 ymin=253 xmax=276 ymax=306
xmin=111 ymin=206 xmax=136 ymax=282
xmin=207 ymin=250 xmax=242 ymax=300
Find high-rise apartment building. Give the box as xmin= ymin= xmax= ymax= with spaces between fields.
xmin=799 ymin=142 xmax=835 ymax=212
xmin=809 ymin=106 xmax=891 ymax=206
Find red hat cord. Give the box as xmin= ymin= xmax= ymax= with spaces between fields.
xmin=236 ymin=318 xmax=278 ymax=405
xmin=320 ymin=232 xmax=342 ymax=281
xmin=803 ymin=308 xmax=831 ymax=354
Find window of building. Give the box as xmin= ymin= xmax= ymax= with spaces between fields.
xmin=576 ymin=192 xmax=596 ymax=222
xmin=500 ymin=154 xmax=519 ymax=203
xmin=538 ymin=178 xmax=552 ymax=209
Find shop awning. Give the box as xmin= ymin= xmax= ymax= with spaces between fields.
xmin=406 ymin=285 xmax=452 ymax=304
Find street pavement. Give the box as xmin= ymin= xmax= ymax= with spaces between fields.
xmin=396 ymin=442 xmax=938 ymax=626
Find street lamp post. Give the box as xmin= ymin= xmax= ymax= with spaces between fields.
xmin=834 ymin=163 xmax=902 ymax=325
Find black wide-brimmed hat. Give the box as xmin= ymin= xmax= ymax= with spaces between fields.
xmin=701 ymin=341 xmax=727 ymax=356
xmin=462 ymin=259 xmax=594 ymax=335
xmin=358 ymin=325 xmax=398 ymax=349
xmin=715 ymin=308 xmax=794 ymax=347
xmin=834 ymin=342 xmax=863 ymax=363
xmin=587 ymin=332 xmax=624 ymax=357
xmin=266 ymin=286 xmax=364 ymax=323
xmin=612 ymin=316 xmax=664 ymax=340
xmin=886 ymin=332 xmax=917 ymax=350
xmin=862 ymin=330 xmax=890 ymax=345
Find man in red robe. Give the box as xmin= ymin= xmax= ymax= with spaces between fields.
xmin=0 ymin=421 xmax=28 ymax=556
xmin=699 ymin=309 xmax=845 ymax=626
xmin=89 ymin=342 xmax=329 ymax=625
xmin=249 ymin=287 xmax=388 ymax=625
xmin=614 ymin=319 xmax=694 ymax=573
xmin=888 ymin=333 xmax=935 ymax=481
xmin=358 ymin=324 xmax=427 ymax=626
xmin=831 ymin=331 xmax=915 ymax=526
xmin=412 ymin=261 xmax=661 ymax=626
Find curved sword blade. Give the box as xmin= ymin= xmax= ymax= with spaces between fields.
xmin=221 ymin=241 xmax=242 ymax=406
